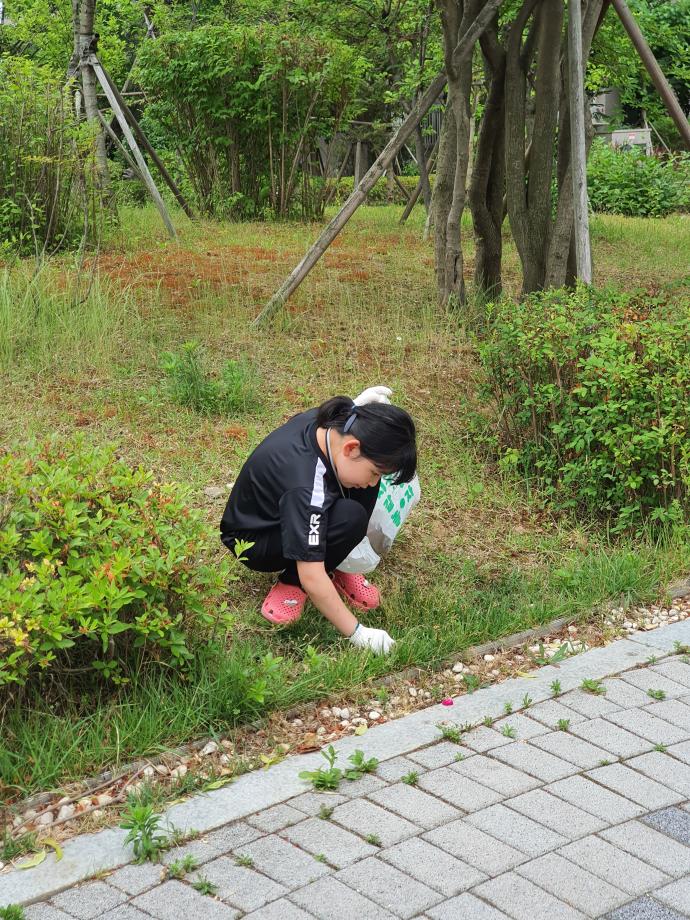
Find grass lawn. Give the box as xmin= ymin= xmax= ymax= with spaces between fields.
xmin=1 ymin=204 xmax=689 ymax=798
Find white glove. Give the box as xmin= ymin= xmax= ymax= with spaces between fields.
xmin=353 ymin=386 xmax=393 ymax=407
xmin=349 ymin=623 xmax=396 ymax=654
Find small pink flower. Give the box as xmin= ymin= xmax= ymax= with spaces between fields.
xmin=441 ymin=698 xmax=454 ymax=706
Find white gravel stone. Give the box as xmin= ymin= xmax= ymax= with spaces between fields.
xmin=369 ymin=711 xmax=381 ymax=721
xmin=484 ymin=654 xmax=496 ymax=662
xmin=200 ymin=741 xmax=218 ymax=756
xmin=170 ymin=764 xmax=188 ymax=779
xmin=36 ymin=812 xmax=54 ymax=826
xmin=408 ymin=687 xmax=418 ymax=697
xmin=57 ymin=804 xmax=75 ymax=822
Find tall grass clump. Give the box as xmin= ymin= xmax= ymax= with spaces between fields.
xmin=0 ymin=266 xmax=142 ymax=374
xmin=0 ymin=58 xmax=102 ymax=254
xmin=161 ymin=341 xmax=261 ymax=414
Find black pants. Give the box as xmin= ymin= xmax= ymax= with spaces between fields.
xmin=223 ymin=487 xmax=378 ymax=587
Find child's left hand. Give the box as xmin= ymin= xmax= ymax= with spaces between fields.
xmin=353 ymin=385 xmax=393 ymax=406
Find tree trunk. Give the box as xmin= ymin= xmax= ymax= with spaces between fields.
xmin=76 ymin=0 xmax=111 ymax=201
xmin=469 ymin=19 xmax=505 ymax=298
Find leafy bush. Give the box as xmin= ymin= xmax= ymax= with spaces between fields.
xmin=0 ymin=57 xmax=101 ymax=253
xmin=478 ymin=286 xmax=690 ymax=532
xmin=587 ymin=141 xmax=690 ymax=217
xmin=0 ymin=441 xmax=235 ymax=687
xmin=136 ymin=23 xmax=366 ymax=220
xmin=161 ymin=341 xmax=261 ymax=415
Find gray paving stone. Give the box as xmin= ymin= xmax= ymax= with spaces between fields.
xmin=423 ymin=820 xmax=527 ymax=875
xmin=234 ymin=834 xmax=330 ymax=889
xmin=203 ymin=821 xmax=263 ymax=855
xmin=645 ymin=698 xmax=690 ymax=733
xmin=627 ymin=751 xmax=690 ymax=797
xmin=517 ymin=851 xmax=629 ymax=916
xmin=52 ymin=881 xmax=127 ymax=919
xmin=369 ymin=781 xmax=460 ymax=829
xmin=490 ymin=741 xmax=579 ymax=782
xmin=188 ymin=856 xmax=287 ymax=911
xmin=408 ymin=742 xmax=474 ymax=769
xmin=643 ymin=807 xmax=690 ymax=845
xmin=99 ymin=907 xmax=154 ymax=920
xmin=558 ymin=836 xmax=671 ymax=895
xmin=546 ymin=775 xmax=645 ymax=822
xmin=604 ymin=708 xmax=688 ymax=745
xmin=336 ymin=856 xmax=442 ymax=919
xmin=289 ymin=875 xmax=397 ymax=920
xmin=283 ymin=816 xmax=377 ymax=866
xmin=379 ymin=837 xmax=487 ymax=897
xmin=491 ymin=713 xmax=549 ymax=740
xmin=243 ymin=899 xmax=316 ymax=920
xmin=132 ymin=879 xmax=240 ymax=919
xmin=621 ymin=669 xmax=688 ymax=698
xmin=600 ymin=677 xmax=656 ymax=708
xmin=507 ymin=789 xmax=606 ymax=838
xmin=629 ymin=621 xmax=690 ymax=652
xmin=601 ymin=820 xmax=690 ymax=877
xmin=426 ymin=892 xmax=512 ymax=919
xmin=375 ymin=756 xmax=427 ymax=782
xmin=530 ymin=730 xmax=612 ymax=770
xmin=248 ymin=803 xmax=306 ymax=833
xmin=24 ymin=906 xmax=74 ymax=920
xmin=416 ymin=766 xmax=503 ymax=812
xmin=450 ymin=755 xmax=540 ymax=796
xmin=460 ymin=726 xmax=513 ymax=752
xmin=337 ymin=773 xmax=387 ymax=798
xmin=569 ymin=717 xmax=654 ymax=758
xmin=558 ymin=688 xmax=622 ymax=718
xmin=522 ymin=698 xmax=587 ymax=730
xmin=466 ymin=803 xmax=567 ymax=857
xmin=159 ymin=837 xmax=222 ymax=867
xmin=330 ymin=798 xmax=420 ymax=847
xmin=106 ymin=862 xmax=165 ymax=895
xmin=473 ymin=871 xmax=586 ymax=919
xmin=585 ymin=763 xmax=683 ymax=809
xmin=605 ymin=896 xmax=689 ymax=920
xmin=652 ymin=659 xmax=690 ymax=688
xmin=653 ymin=878 xmax=690 ymax=917
xmin=289 ymin=791 xmax=347 ymax=816
xmin=666 ymin=740 xmax=690 ymax=766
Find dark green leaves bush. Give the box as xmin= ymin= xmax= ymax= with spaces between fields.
xmin=587 ymin=141 xmax=690 ymax=217
xmin=136 ymin=23 xmax=366 ymax=220
xmin=0 ymin=441 xmax=234 ymax=687
xmin=479 ymin=286 xmax=690 ymax=532
xmin=0 ymin=58 xmax=100 ymax=253
xmin=161 ymin=341 xmax=261 ymax=415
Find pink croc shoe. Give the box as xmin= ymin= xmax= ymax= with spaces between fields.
xmin=261 ymin=582 xmax=307 ymax=625
xmin=332 ymin=570 xmax=380 ymax=611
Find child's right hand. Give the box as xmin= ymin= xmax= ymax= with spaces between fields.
xmin=349 ymin=623 xmax=396 ymax=654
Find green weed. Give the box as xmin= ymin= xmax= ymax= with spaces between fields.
xmin=120 ymin=804 xmax=169 ymax=863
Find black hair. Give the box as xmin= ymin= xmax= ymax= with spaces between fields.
xmin=316 ymin=395 xmax=417 ymax=485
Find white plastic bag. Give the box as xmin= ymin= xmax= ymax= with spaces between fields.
xmin=338 ymin=474 xmax=421 ymax=574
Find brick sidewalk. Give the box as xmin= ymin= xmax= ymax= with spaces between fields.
xmin=16 ymin=635 xmax=690 ymax=919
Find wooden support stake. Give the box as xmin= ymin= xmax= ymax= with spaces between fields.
xmin=87 ymin=55 xmax=177 ymax=238
xmin=568 ymin=0 xmax=592 ymax=284
xmin=96 ymin=59 xmax=195 ymax=219
xmin=254 ymin=0 xmax=502 ymax=326
xmin=612 ymin=0 xmax=690 ymax=151
xmin=97 ymin=110 xmax=145 ymax=183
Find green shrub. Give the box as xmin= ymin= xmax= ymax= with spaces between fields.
xmin=136 ymin=23 xmax=366 ymax=220
xmin=587 ymin=141 xmax=690 ymax=217
xmin=0 ymin=440 xmax=235 ymax=687
xmin=161 ymin=341 xmax=261 ymax=415
xmin=478 ymin=286 xmax=690 ymax=532
xmin=0 ymin=57 xmax=101 ymax=253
